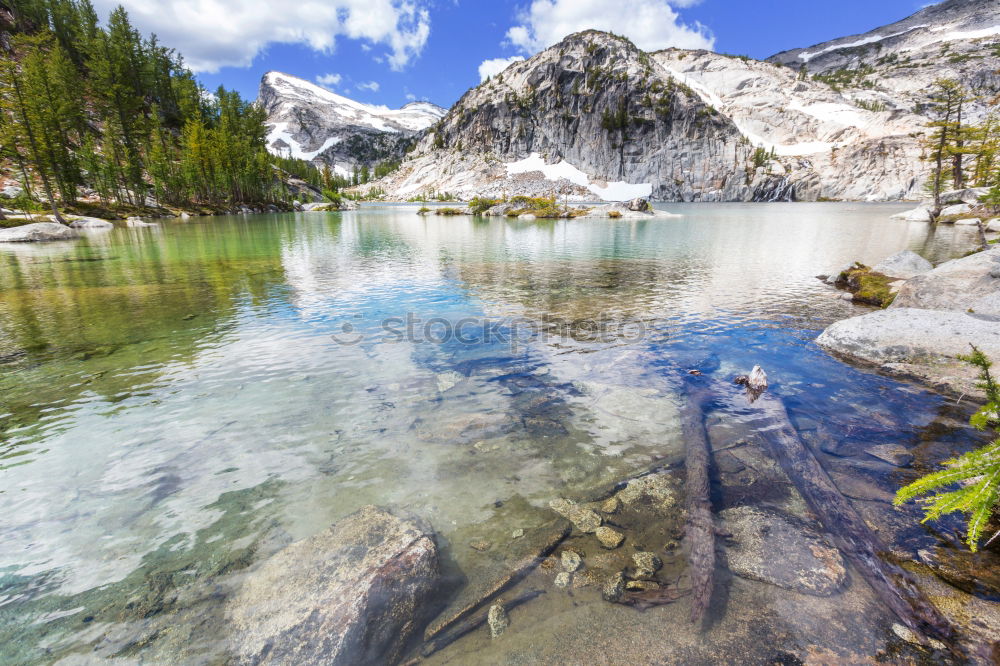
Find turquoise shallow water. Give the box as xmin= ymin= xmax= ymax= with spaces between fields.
xmin=0 ymin=203 xmax=989 ymax=663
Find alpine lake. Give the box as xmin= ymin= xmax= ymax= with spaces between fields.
xmin=0 ymin=203 xmax=997 ymax=664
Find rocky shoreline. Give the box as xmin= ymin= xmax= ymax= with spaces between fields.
xmin=0 ymin=200 xmax=360 ymax=243
xmin=816 ymin=227 xmax=1000 ymax=399
xmin=221 ymin=400 xmax=1000 ymax=665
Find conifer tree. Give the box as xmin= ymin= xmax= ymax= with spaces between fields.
xmin=923 ymin=79 xmax=971 ymax=219
xmin=896 ymin=347 xmax=1000 ymax=552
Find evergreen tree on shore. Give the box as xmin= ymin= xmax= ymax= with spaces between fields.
xmin=0 ymin=0 xmax=321 ymax=214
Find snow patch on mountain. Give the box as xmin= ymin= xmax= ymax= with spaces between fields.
xmin=798 ymin=25 xmax=929 ymax=62
xmin=262 ymin=72 xmax=440 ymax=134
xmin=505 ymin=154 xmax=653 ymax=201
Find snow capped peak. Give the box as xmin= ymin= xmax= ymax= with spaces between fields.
xmin=260 ymin=71 xmax=442 ymax=131
xmin=258 ymin=71 xmax=445 ymax=168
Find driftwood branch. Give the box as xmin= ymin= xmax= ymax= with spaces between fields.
xmin=420 ymin=589 xmax=545 ymax=658
xmin=621 ymin=584 xmax=690 ymax=611
xmin=723 ymin=380 xmax=958 ymax=647
xmin=681 ymin=375 xmax=716 ymax=625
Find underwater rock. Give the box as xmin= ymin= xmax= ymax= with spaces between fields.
xmin=632 ymin=552 xmax=662 ymax=579
xmin=424 ymin=518 xmax=570 ymax=642
xmin=420 ymin=411 xmax=515 ymax=443
xmin=918 ymin=547 xmax=1000 ymax=599
xmin=828 ymin=470 xmax=896 ymax=503
xmin=487 ymin=604 xmax=509 ymax=639
xmin=602 ymin=572 xmax=626 ymax=602
xmin=720 ymin=506 xmax=846 ymax=596
xmin=865 ymin=443 xmax=914 ymax=467
xmin=595 ymin=526 xmax=625 ymax=549
xmin=549 ymin=498 xmax=602 ymax=533
xmin=626 ymin=580 xmax=660 ymax=592
xmin=614 ymin=473 xmax=679 ymax=516
xmin=436 ymin=371 xmax=464 ymax=393
xmin=600 ymin=497 xmax=620 ymax=514
xmin=554 ymin=572 xmax=572 ymax=588
xmin=227 ymin=505 xmax=438 ymax=666
xmin=561 ymin=550 xmax=582 ymax=572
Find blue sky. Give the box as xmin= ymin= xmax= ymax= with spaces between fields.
xmin=96 ymin=0 xmax=938 ymax=109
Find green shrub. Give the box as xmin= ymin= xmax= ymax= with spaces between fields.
xmin=469 ymin=197 xmax=502 ymax=215
xmin=323 ymin=189 xmax=343 ymax=206
xmin=436 ymin=207 xmax=465 ymax=216
xmin=608 ymin=210 xmax=622 ymax=219
xmin=417 ymin=206 xmax=432 ymax=215
xmin=2 ymin=193 xmax=46 ymax=213
xmin=855 ymin=99 xmax=887 ymax=113
xmin=508 ymin=196 xmax=562 ymax=218
xmin=752 ymin=147 xmax=770 ymax=169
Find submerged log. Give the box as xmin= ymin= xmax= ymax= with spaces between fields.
xmin=723 ymin=380 xmax=958 ymax=647
xmin=681 ymin=375 xmax=716 ymax=625
xmin=423 ymin=520 xmax=569 ymax=642
xmin=420 ymin=589 xmax=545 ymax=658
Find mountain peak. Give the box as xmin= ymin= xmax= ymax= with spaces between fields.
xmin=768 ymin=0 xmax=1000 ymax=68
xmin=258 ymin=71 xmax=443 ymax=171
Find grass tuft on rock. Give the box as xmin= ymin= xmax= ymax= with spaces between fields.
xmin=836 ymin=263 xmax=896 ymax=308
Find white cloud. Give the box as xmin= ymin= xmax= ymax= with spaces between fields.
xmin=91 ymin=0 xmax=431 ymax=73
xmin=357 ymin=81 xmax=381 ymax=92
xmin=316 ymin=73 xmax=343 ymax=89
xmin=478 ymin=56 xmax=526 ymax=82
xmin=505 ymin=0 xmax=714 ymax=55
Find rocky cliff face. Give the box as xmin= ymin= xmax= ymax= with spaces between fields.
xmin=769 ymin=0 xmax=1000 ymax=123
xmin=365 ymin=0 xmax=999 ymax=202
xmin=372 ymin=32 xmax=785 ymax=202
xmin=652 ymin=50 xmax=928 ymax=201
xmin=258 ymin=72 xmax=446 ymax=176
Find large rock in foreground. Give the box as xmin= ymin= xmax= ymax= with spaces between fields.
xmin=228 ymin=505 xmax=439 ymax=665
xmin=0 ymin=222 xmax=78 ymax=242
xmin=890 ymin=247 xmax=1000 ymax=315
xmin=816 ymin=308 xmax=1000 ymax=397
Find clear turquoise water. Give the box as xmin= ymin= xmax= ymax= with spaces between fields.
xmin=0 ymin=204 xmax=987 ymax=663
